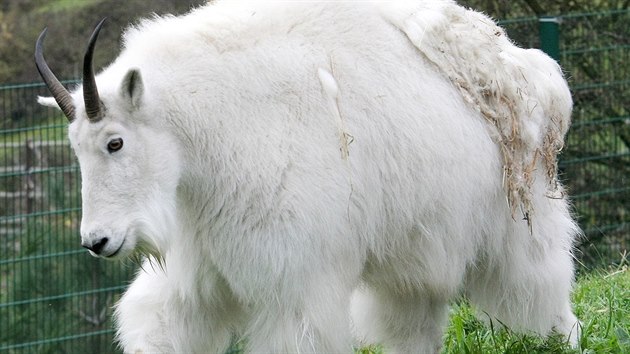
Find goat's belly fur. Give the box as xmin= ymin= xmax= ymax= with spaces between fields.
xmin=111 ymin=1 xmax=580 ymax=352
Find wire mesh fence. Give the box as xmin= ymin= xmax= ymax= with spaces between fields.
xmin=0 ymin=82 xmax=136 ymax=353
xmin=501 ymin=10 xmax=630 ymax=267
xmin=559 ymin=10 xmax=630 ymax=265
xmin=0 ymin=9 xmax=629 ymax=354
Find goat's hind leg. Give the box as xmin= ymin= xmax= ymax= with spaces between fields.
xmin=352 ymin=286 xmax=449 ymax=354
xmin=467 ymin=230 xmax=580 ymax=346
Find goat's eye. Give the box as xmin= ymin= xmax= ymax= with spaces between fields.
xmin=107 ymin=138 xmax=123 ymax=153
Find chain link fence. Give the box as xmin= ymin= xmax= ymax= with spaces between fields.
xmin=1 ymin=9 xmax=629 ymax=353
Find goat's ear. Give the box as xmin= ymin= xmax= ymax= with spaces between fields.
xmin=37 ymin=96 xmax=61 ymax=110
xmin=120 ymin=68 xmax=144 ymax=108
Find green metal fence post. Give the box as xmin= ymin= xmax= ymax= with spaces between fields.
xmin=539 ymin=16 xmax=561 ymax=62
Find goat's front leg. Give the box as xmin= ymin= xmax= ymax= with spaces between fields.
xmin=114 ymin=264 xmax=175 ymax=353
xmin=114 ymin=261 xmax=240 ymax=354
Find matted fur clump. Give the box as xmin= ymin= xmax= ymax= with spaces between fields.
xmin=382 ymin=1 xmax=572 ymax=225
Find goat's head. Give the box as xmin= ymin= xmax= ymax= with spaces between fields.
xmin=35 ymin=19 xmax=181 ymax=261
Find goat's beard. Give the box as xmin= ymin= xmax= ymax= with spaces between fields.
xmin=128 ymin=238 xmax=166 ymax=271
xmin=126 ymin=193 xmax=178 ymax=271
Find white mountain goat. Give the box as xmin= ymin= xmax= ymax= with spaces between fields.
xmin=36 ymin=1 xmax=580 ymax=353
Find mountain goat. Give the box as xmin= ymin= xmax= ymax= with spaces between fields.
xmin=36 ymin=0 xmax=580 ymax=352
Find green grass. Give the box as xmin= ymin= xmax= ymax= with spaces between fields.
xmin=442 ymin=263 xmax=630 ymax=354
xmin=356 ymin=260 xmax=630 ymax=353
xmin=572 ymin=262 xmax=630 ymax=353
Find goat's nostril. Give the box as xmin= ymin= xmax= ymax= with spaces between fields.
xmin=83 ymin=237 xmax=109 ymax=254
xmin=93 ymin=237 xmax=108 ymax=253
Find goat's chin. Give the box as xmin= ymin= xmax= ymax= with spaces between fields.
xmin=98 ymin=237 xmax=136 ymax=261
xmin=102 ymin=225 xmax=165 ymax=262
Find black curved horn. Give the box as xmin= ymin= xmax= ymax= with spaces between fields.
xmin=35 ymin=28 xmax=76 ymax=121
xmin=83 ymin=18 xmax=107 ymax=122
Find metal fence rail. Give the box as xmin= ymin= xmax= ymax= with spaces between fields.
xmin=1 ymin=9 xmax=629 ymax=353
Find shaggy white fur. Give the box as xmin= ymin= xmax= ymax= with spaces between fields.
xmin=40 ymin=1 xmax=580 ymax=353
